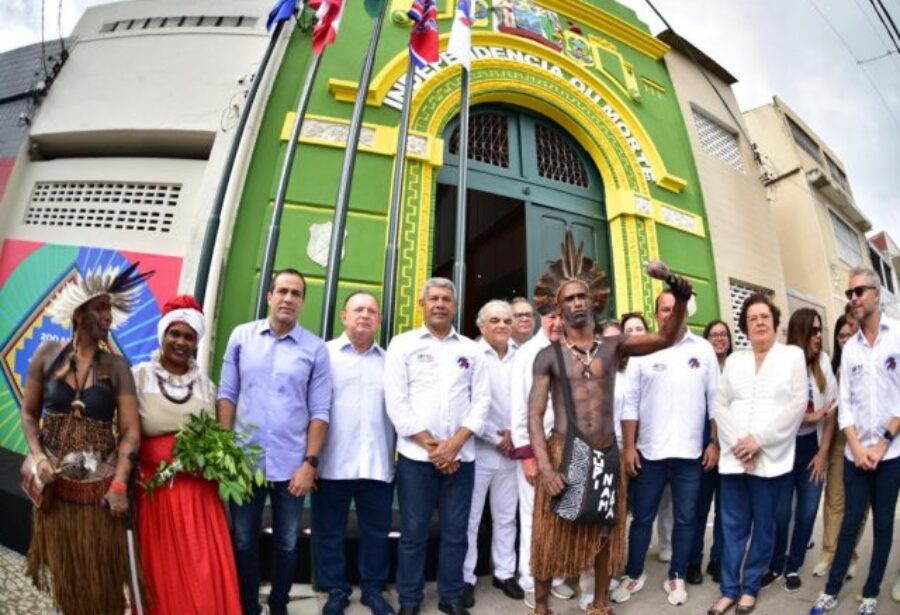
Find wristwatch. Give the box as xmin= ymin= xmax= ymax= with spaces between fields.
xmin=883 ymin=429 xmax=896 ymax=443
xmin=303 ymin=455 xmax=320 ymax=468
xmin=708 ymin=436 xmax=719 ymax=446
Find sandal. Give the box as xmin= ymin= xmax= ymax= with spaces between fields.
xmin=735 ymin=596 xmax=756 ymax=614
xmin=707 ymin=597 xmax=735 ymax=615
xmin=586 ymin=606 xmax=615 ymax=615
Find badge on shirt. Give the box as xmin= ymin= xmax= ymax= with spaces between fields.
xmin=457 ymin=356 xmax=470 ymax=370
xmin=885 ymin=355 xmax=898 ymax=372
xmin=850 ymin=364 xmax=863 ymax=378
xmin=414 ymin=352 xmax=435 ymax=364
xmin=687 ymin=357 xmax=700 ymax=369
xmin=652 ymin=362 xmax=667 ymax=372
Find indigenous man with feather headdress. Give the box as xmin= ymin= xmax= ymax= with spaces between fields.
xmin=526 ymin=232 xmax=693 ymax=615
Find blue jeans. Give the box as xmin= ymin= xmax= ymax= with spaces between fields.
xmin=826 ymin=456 xmax=900 ymax=598
xmin=230 ymin=481 xmax=305 ymax=615
xmin=396 ymin=455 xmax=474 ymax=606
xmin=311 ymin=479 xmax=394 ymax=596
xmin=625 ymin=455 xmax=703 ymax=579
xmin=719 ymin=472 xmax=790 ymax=599
xmin=770 ymin=432 xmax=824 ymax=576
xmin=690 ymin=466 xmax=723 ymax=567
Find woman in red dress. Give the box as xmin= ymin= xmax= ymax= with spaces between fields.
xmin=134 ymin=295 xmax=241 ymax=615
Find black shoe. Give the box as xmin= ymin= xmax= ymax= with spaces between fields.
xmin=438 ymin=601 xmax=470 ymax=615
xmin=463 ymin=583 xmax=476 ymax=608
xmin=686 ymin=563 xmax=704 ymax=585
xmin=760 ymin=570 xmax=781 ymax=588
xmin=784 ymin=573 xmax=801 ymax=592
xmin=707 ymin=561 xmax=722 ymax=583
xmin=361 ymin=592 xmax=396 ymax=615
xmin=269 ymin=607 xmax=288 ymax=615
xmin=323 ymin=589 xmax=351 ymax=615
xmin=492 ymin=576 xmax=525 ymax=600
xmin=397 ymin=606 xmax=420 ymax=615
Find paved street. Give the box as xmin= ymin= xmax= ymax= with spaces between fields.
xmin=2 ymin=508 xmax=898 ymax=614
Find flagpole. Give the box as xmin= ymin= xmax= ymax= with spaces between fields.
xmin=320 ymin=0 xmax=390 ymax=339
xmin=255 ymin=50 xmax=324 ymax=318
xmin=194 ymin=16 xmax=290 ymax=305
xmin=452 ymin=65 xmax=470 ymax=332
xmin=381 ymin=59 xmax=417 ymax=344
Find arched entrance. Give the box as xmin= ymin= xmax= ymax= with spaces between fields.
xmin=431 ymin=106 xmax=611 ymax=337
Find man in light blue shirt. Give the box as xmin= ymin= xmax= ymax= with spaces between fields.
xmin=313 ymin=291 xmax=395 ymax=615
xmin=217 ymin=268 xmax=332 ymax=615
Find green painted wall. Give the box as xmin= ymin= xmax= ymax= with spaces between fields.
xmin=212 ymin=0 xmax=719 ymax=375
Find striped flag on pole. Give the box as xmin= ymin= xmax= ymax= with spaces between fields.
xmin=312 ymin=0 xmax=346 ymax=55
xmin=266 ymin=0 xmax=297 ymax=31
xmin=408 ymin=0 xmax=439 ymax=68
xmin=447 ymin=0 xmax=474 ymax=70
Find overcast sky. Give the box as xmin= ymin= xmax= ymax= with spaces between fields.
xmin=3 ymin=0 xmax=899 ymax=242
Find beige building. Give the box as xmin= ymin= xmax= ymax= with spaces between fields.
xmin=660 ymin=31 xmax=787 ymax=347
xmin=868 ymin=230 xmax=900 ymax=319
xmin=744 ymin=97 xmax=871 ymax=350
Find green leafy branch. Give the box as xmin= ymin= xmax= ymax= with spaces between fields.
xmin=144 ymin=412 xmax=265 ymax=505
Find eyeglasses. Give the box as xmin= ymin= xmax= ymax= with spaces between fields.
xmin=513 ymin=312 xmax=534 ymax=320
xmin=845 ymin=285 xmax=876 ymax=300
xmin=707 ymin=332 xmax=729 ymax=339
xmin=488 ymin=317 xmax=513 ymax=325
xmin=811 ymin=326 xmax=822 ymax=335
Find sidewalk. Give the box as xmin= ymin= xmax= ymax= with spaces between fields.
xmin=2 ymin=509 xmax=897 ymax=614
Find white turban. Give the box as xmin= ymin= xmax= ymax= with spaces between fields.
xmin=157 ymin=308 xmax=206 ymax=346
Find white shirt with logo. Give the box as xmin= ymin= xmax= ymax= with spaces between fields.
xmin=622 ymin=331 xmax=719 ymax=460
xmin=839 ymin=315 xmax=900 ymax=462
xmin=385 ymin=326 xmax=491 ymax=463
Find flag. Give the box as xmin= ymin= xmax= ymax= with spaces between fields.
xmin=447 ymin=0 xmax=474 ymax=70
xmin=408 ymin=0 xmax=439 ymax=68
xmin=266 ymin=0 xmax=297 ymax=31
xmin=312 ymin=0 xmax=347 ymax=55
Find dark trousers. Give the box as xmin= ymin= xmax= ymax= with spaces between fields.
xmin=311 ymin=478 xmax=394 ymax=596
xmin=690 ymin=466 xmax=723 ymax=567
xmin=625 ymin=455 xmax=703 ymax=579
xmin=396 ymin=455 xmax=475 ymax=606
xmin=825 ymin=456 xmax=900 ymax=598
xmin=230 ymin=481 xmax=305 ymax=615
xmin=770 ymin=432 xmax=824 ymax=576
xmin=719 ymin=472 xmax=790 ymax=599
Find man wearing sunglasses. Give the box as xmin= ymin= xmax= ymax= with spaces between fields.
xmin=810 ymin=267 xmax=900 ymax=615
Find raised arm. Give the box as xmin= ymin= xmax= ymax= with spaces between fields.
xmin=528 ymin=348 xmax=565 ymax=496
xmin=620 ymin=276 xmax=693 ymax=358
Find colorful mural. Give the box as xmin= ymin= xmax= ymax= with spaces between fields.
xmin=0 ymin=240 xmax=181 ymax=453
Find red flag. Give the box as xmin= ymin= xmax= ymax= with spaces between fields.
xmin=408 ymin=0 xmax=439 ymax=67
xmin=312 ymin=0 xmax=346 ymax=55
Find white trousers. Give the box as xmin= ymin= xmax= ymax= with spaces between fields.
xmin=463 ymin=459 xmax=519 ymax=584
xmin=517 ymin=463 xmax=572 ymax=591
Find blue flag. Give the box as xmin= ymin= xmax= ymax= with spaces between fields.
xmin=267 ymin=0 xmax=298 ymax=31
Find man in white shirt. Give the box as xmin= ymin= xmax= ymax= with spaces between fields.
xmin=508 ymin=305 xmax=575 ymax=608
xmin=810 ymin=267 xmax=900 ymax=615
xmin=385 ymin=278 xmax=491 ymax=615
xmin=613 ymin=291 xmax=719 ymax=606
xmin=462 ymin=300 xmax=523 ymax=606
xmin=313 ymin=292 xmax=396 ymax=615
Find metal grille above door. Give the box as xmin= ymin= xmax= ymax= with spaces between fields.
xmin=448 ymin=112 xmax=510 ymax=168
xmin=535 ymin=123 xmax=589 ymax=187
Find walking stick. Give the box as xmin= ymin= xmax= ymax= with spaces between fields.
xmin=124 ymin=451 xmax=145 ymax=615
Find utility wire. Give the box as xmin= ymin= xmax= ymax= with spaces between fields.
xmin=875 ymin=0 xmax=900 ymax=43
xmin=853 ymin=0 xmax=900 ymax=73
xmin=57 ymin=0 xmax=68 ymax=55
xmin=39 ymin=0 xmax=50 ymax=79
xmin=869 ymin=0 xmax=900 ymax=52
xmin=807 ymin=0 xmax=900 ymax=131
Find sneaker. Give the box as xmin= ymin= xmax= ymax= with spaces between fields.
xmin=760 ymin=570 xmax=782 ymax=588
xmin=858 ymin=598 xmax=877 ymax=614
xmin=658 ymin=548 xmax=673 ymax=563
xmin=551 ymin=583 xmax=575 ymax=600
xmin=785 ymin=573 xmax=802 ymax=592
xmin=361 ymin=592 xmax=395 ymax=615
xmin=323 ymin=589 xmax=351 ymax=615
xmin=893 ymin=574 xmax=900 ymax=602
xmin=812 ymin=561 xmax=830 ymax=577
xmin=847 ymin=563 xmax=858 ymax=579
xmin=810 ymin=592 xmax=839 ymax=614
xmin=608 ymin=577 xmax=620 ymax=592
xmin=610 ymin=574 xmax=646 ymax=603
xmin=579 ymin=592 xmax=594 ymax=611
xmin=664 ymin=578 xmax=688 ymax=606
xmin=523 ymin=590 xmax=535 ymax=609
